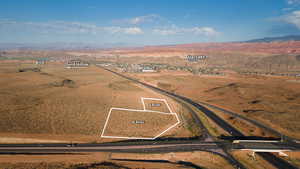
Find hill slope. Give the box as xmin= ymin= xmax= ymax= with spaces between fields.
xmin=245 ymin=35 xmax=300 ymax=43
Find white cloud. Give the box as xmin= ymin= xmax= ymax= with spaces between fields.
xmin=0 ymin=20 xmax=18 ymax=25
xmin=189 ymin=27 xmax=220 ymax=36
xmin=113 ymin=14 xmax=162 ymax=25
xmin=123 ymin=27 xmax=143 ymax=34
xmin=282 ymin=7 xmax=293 ymax=11
xmin=153 ymin=29 xmax=178 ymax=35
xmin=0 ymin=20 xmax=143 ymax=35
xmin=281 ymin=10 xmax=300 ymax=29
xmin=103 ymin=26 xmax=143 ymax=35
xmin=153 ymin=26 xmax=220 ymax=37
xmin=0 ymin=20 xmax=99 ymax=34
xmin=287 ymin=0 xmax=300 ymax=5
xmin=129 ymin=14 xmax=160 ymax=24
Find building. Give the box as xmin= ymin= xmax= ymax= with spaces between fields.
xmin=141 ymin=66 xmax=157 ymax=73
xmin=186 ymin=55 xmax=208 ymax=62
xmin=65 ymin=59 xmax=89 ymax=68
xmin=35 ymin=59 xmax=47 ymax=65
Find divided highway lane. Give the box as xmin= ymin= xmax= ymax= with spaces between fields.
xmin=198 ymin=101 xmax=300 ymax=144
xmin=0 ymin=142 xmax=220 ymax=154
xmin=0 ymin=141 xmax=298 ymax=154
xmin=99 ymin=67 xmax=299 ymax=169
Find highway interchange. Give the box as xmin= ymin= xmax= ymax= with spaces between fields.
xmin=101 ymin=67 xmax=300 ymax=169
xmin=1 ymin=66 xmax=299 ymax=169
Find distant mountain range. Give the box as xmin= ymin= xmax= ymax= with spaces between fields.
xmin=245 ymin=35 xmax=300 ymax=43
xmin=0 ymin=42 xmax=137 ymax=50
xmin=1 ymin=35 xmax=300 ymax=50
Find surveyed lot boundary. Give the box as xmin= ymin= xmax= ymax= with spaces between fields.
xmin=101 ymin=97 xmax=180 ymax=139
xmin=141 ymin=97 xmax=174 ymax=114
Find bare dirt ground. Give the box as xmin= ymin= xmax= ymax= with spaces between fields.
xmin=128 ymin=71 xmax=300 ymax=139
xmin=202 ymin=105 xmax=277 ymax=138
xmin=103 ymin=109 xmax=178 ymax=138
xmin=111 ymin=151 xmax=234 ymax=169
xmin=232 ymin=150 xmax=300 ymax=168
xmin=0 ymin=151 xmax=234 ymax=169
xmin=231 ymin=150 xmax=277 ymax=169
xmin=77 ymin=41 xmax=300 ymax=57
xmin=284 ymin=152 xmax=300 ymax=167
xmin=143 ymin=99 xmax=172 ymax=113
xmin=0 ymin=61 xmax=196 ymax=143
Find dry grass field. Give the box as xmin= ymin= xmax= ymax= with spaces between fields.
xmin=232 ymin=151 xmax=300 ymax=169
xmin=0 ymin=61 xmax=197 ymax=143
xmin=143 ymin=98 xmax=172 ymax=113
xmin=231 ymin=151 xmax=277 ymax=169
xmin=111 ymin=151 xmax=234 ymax=169
xmin=103 ymin=109 xmax=178 ymax=138
xmin=202 ymin=105 xmax=277 ymax=137
xmin=128 ymin=71 xmax=300 ymax=139
xmin=0 ymin=151 xmax=234 ymax=169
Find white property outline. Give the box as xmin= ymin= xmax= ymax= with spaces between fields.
xmin=141 ymin=97 xmax=174 ymax=114
xmin=101 ymin=97 xmax=180 ymax=140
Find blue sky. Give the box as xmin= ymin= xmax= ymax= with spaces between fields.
xmin=0 ymin=0 xmax=300 ymax=45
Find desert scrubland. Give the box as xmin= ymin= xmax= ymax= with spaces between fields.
xmin=129 ymin=71 xmax=300 ymax=139
xmin=0 ymin=151 xmax=234 ymax=169
xmin=0 ymin=61 xmax=197 ymax=143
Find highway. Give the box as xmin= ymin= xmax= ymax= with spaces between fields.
xmin=0 ymin=141 xmax=298 ymax=154
xmin=99 ymin=67 xmax=299 ymax=169
xmin=1 ymin=66 xmax=299 ymax=169
xmin=0 ymin=140 xmax=298 ymax=169
xmin=198 ymin=101 xmax=300 ymax=143
xmin=0 ymin=142 xmax=219 ymax=154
